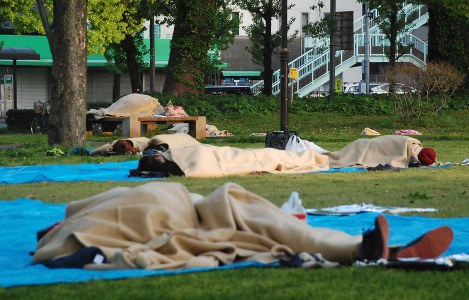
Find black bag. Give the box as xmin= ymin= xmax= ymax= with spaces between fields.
xmin=265 ymin=131 xmax=298 ymax=150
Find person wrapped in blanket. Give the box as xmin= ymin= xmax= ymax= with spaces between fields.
xmin=135 ymin=135 xmax=440 ymax=178
xmin=323 ymin=135 xmax=441 ymax=170
xmin=90 ymin=133 xmax=200 ymax=156
xmin=33 ymin=182 xmax=453 ymax=269
xmin=90 ymin=137 xmax=150 ymax=156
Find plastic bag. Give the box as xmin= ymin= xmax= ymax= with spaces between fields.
xmin=281 ymin=191 xmax=307 ymax=221
xmin=285 ymin=135 xmax=308 ymax=152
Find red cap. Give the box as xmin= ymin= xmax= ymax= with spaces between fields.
xmin=418 ymin=148 xmax=436 ymax=166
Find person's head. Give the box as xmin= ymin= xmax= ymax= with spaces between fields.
xmin=418 ymin=147 xmax=437 ymax=166
xmin=112 ymin=140 xmax=134 ymax=155
xmin=144 ymin=143 xmax=169 ymax=152
xmin=137 ymin=154 xmax=184 ymax=177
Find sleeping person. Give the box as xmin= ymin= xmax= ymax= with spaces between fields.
xmin=323 ymin=135 xmax=440 ymax=168
xmin=136 ymin=135 xmax=439 ymax=177
xmin=33 ymin=182 xmax=453 ymax=270
xmin=90 ymin=137 xmax=150 ymax=156
xmin=137 ymin=144 xmax=330 ymax=177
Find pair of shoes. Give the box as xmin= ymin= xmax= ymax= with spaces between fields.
xmin=358 ymin=215 xmax=390 ymax=261
xmin=390 ymin=226 xmax=453 ymax=259
xmin=279 ymin=252 xmax=339 ymax=269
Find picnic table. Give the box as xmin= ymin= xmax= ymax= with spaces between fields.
xmin=93 ymin=116 xmax=206 ymax=140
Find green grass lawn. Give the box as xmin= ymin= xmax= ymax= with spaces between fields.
xmin=0 ymin=110 xmax=468 ymax=299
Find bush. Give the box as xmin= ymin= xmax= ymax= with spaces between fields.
xmin=147 ymin=92 xmax=395 ymax=118
xmin=5 ymin=109 xmax=37 ymax=131
xmin=386 ymin=62 xmax=466 ymax=125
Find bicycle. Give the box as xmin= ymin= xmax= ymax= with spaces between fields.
xmin=31 ymin=101 xmax=49 ymax=134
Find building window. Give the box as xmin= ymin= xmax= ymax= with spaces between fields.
xmin=301 ymin=12 xmax=309 ymax=36
xmin=154 ymin=24 xmax=161 ymax=39
xmin=232 ymin=12 xmax=240 ymax=35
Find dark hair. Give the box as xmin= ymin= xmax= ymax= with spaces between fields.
xmin=112 ymin=140 xmax=133 ymax=154
xmin=137 ymin=154 xmax=184 ymax=176
xmin=144 ymin=143 xmax=169 ymax=152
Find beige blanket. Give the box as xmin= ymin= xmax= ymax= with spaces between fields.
xmin=325 ymin=135 xmax=423 ymax=168
xmin=163 ymin=144 xmax=329 ymax=178
xmin=33 ymin=182 xmax=360 ymax=269
xmin=148 ymin=133 xmax=200 ymax=149
xmin=87 ymin=94 xmax=164 ymax=119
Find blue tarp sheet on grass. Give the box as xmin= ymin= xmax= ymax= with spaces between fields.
xmin=0 ymin=162 xmax=369 ymax=184
xmin=0 ymin=198 xmax=467 ymax=287
xmin=0 ymin=161 xmax=155 ymax=184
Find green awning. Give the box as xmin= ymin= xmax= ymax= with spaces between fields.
xmin=0 ymin=34 xmax=171 ymax=68
xmin=222 ymin=70 xmax=261 ymax=78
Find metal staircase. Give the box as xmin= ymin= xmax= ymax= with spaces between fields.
xmin=251 ymin=4 xmax=429 ymax=97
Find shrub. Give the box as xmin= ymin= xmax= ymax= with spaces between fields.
xmin=386 ymin=62 xmax=465 ymax=125
xmin=5 ymin=109 xmax=37 ymax=131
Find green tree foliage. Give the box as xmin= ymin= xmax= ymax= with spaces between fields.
xmin=0 ymin=0 xmax=45 ymax=34
xmin=358 ymin=0 xmax=414 ymax=67
xmin=425 ymin=2 xmax=469 ymax=87
xmin=0 ymin=0 xmax=146 ymax=56
xmin=162 ymin=0 xmax=239 ymax=95
xmin=426 ymin=0 xmax=469 ymax=20
xmin=302 ymin=1 xmax=328 ymax=45
xmin=234 ymin=0 xmax=297 ymax=96
xmin=87 ymin=0 xmax=146 ymax=55
xmin=95 ymin=0 xmax=149 ymax=94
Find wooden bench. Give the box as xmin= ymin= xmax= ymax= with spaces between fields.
xmin=121 ymin=116 xmax=206 ymax=139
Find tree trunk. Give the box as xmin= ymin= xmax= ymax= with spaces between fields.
xmin=262 ymin=15 xmax=273 ymax=96
xmin=122 ymin=35 xmax=142 ymax=93
xmin=388 ymin=7 xmax=398 ymax=67
xmin=163 ymin=18 xmax=197 ymax=95
xmin=163 ymin=1 xmax=215 ymax=96
xmin=112 ymin=73 xmax=121 ymax=101
xmin=48 ymin=0 xmax=87 ymax=147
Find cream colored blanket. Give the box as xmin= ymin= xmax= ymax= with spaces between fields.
xmin=163 ymin=144 xmax=330 ymax=178
xmin=325 ymin=135 xmax=423 ymax=168
xmin=87 ymin=94 xmax=164 ymax=119
xmin=33 ymin=182 xmax=360 ymax=270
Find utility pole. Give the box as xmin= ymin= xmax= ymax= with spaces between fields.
xmin=329 ymin=0 xmax=336 ymax=97
xmin=280 ymin=0 xmax=289 ymax=132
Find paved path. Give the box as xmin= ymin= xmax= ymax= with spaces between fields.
xmin=0 ymin=144 xmax=22 ymax=151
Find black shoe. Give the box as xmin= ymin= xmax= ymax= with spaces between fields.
xmin=43 ymin=246 xmax=106 ymax=268
xmin=358 ymin=215 xmax=390 ymax=261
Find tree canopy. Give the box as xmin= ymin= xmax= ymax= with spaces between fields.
xmin=234 ymin=0 xmax=297 ymax=96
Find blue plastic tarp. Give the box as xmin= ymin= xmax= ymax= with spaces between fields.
xmin=0 ymin=198 xmax=467 ymax=287
xmin=0 ymin=162 xmax=370 ymax=184
xmin=0 ymin=161 xmax=156 ymax=184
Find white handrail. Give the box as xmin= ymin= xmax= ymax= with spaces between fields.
xmin=251 ymin=4 xmax=429 ymax=96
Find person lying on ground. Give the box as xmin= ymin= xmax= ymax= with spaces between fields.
xmin=144 ymin=132 xmax=201 ymax=153
xmin=135 ymin=134 xmax=440 ymax=177
xmin=33 ymin=182 xmax=453 ymax=269
xmin=136 ymin=143 xmax=330 ymax=177
xmin=323 ymin=135 xmax=440 ymax=168
xmin=90 ymin=137 xmax=150 ymax=156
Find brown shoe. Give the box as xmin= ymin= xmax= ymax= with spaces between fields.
xmin=390 ymin=226 xmax=453 ymax=259
xmin=358 ymin=215 xmax=390 ymax=261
